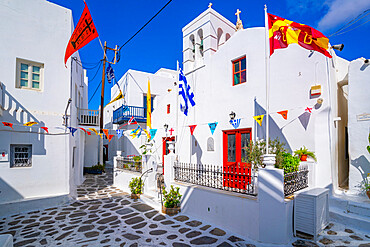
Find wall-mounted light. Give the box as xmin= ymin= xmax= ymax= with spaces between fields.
xmin=164 ymin=123 xmax=168 ymax=132
xmin=317 ymin=98 xmax=324 ymax=104
xmin=331 ymin=44 xmax=344 ymax=51
xmin=229 ymin=111 xmax=236 ymax=120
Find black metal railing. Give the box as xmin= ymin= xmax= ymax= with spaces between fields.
xmin=284 ymin=170 xmax=309 ymax=196
xmin=174 ymin=162 xmax=257 ymax=196
xmin=116 ymin=156 xmax=142 ymax=173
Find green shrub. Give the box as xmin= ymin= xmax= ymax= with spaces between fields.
xmin=367 ymin=133 xmax=370 ymax=154
xmin=129 ymin=177 xmax=143 ymax=195
xmin=162 ymin=185 xmax=182 ymax=208
xmin=360 ymin=176 xmax=370 ymax=192
xmin=279 ymin=152 xmax=300 ymax=174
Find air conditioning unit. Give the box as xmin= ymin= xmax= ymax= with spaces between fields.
xmin=294 ymin=188 xmax=329 ymax=242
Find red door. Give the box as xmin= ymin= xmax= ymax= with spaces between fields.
xmin=223 ymin=128 xmax=252 ymax=189
xmin=162 ymin=136 xmax=175 ymax=174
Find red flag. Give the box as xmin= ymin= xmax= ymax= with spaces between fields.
xmin=2 ymin=122 xmax=13 ymax=129
xmin=108 ymin=134 xmax=114 ymax=143
xmin=268 ymin=13 xmax=332 ymax=58
xmin=79 ymin=127 xmax=87 ymax=133
xmin=41 ymin=127 xmax=49 ymax=133
xmin=277 ymin=110 xmax=288 ymax=120
xmin=87 ymin=131 xmax=91 ymax=135
xmin=305 ymin=107 xmax=312 ymax=113
xmin=64 ymin=2 xmax=99 ymax=65
xmin=189 ymin=125 xmax=197 ymax=135
xmin=102 ymin=129 xmax=109 ymax=139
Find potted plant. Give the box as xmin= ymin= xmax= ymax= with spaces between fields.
xmin=129 ymin=177 xmax=143 ymax=200
xmin=294 ymin=146 xmax=317 ymax=162
xmin=132 ymin=155 xmax=142 ymax=171
xmin=162 ymin=185 xmax=182 ymax=216
xmin=83 ymin=164 xmax=105 ymax=174
xmin=360 ymin=176 xmax=370 ymax=199
xmin=279 ymin=152 xmax=300 ymax=174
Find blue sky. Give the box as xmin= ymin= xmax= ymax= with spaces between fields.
xmin=49 ymin=0 xmax=370 ymax=110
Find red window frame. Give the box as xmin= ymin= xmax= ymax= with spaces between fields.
xmin=162 ymin=136 xmax=175 ymax=174
xmin=232 ymin=56 xmax=246 ymax=86
xmin=167 ymin=104 xmax=170 ymax=114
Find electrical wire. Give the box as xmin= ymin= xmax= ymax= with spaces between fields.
xmin=332 ymin=18 xmax=370 ymax=37
xmin=329 ymin=9 xmax=370 ymax=37
xmin=117 ymin=0 xmax=172 ymax=61
xmin=88 ymin=80 xmax=102 ymax=104
xmin=87 ymin=60 xmax=103 ymax=83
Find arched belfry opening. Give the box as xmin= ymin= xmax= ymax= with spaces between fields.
xmin=217 ymin=28 xmax=224 ymax=49
xmin=197 ymin=29 xmax=204 ymax=58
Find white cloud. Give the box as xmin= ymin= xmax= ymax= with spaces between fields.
xmin=318 ymin=0 xmax=370 ymax=31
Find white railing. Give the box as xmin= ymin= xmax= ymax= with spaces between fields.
xmin=78 ymin=108 xmax=100 ymax=126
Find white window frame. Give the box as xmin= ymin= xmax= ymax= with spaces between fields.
xmin=16 ymin=58 xmax=44 ymax=91
xmin=10 ymin=144 xmax=32 ymax=168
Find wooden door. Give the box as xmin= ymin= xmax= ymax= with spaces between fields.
xmin=223 ymin=128 xmax=252 ymax=189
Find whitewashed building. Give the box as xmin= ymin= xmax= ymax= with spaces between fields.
xmin=0 ymin=0 xmax=94 ymax=215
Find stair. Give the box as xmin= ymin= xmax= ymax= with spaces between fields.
xmin=329 ymin=193 xmax=370 ymax=232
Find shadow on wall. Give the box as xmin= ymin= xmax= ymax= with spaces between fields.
xmin=0 ymin=177 xmax=24 ymax=204
xmin=351 ymin=155 xmax=370 ymax=187
xmin=191 ymin=135 xmax=203 ymax=165
xmin=254 ymin=98 xmax=292 ymax=153
xmin=2 ymin=84 xmax=46 ymax=155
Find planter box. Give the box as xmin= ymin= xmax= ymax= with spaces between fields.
xmin=162 ymin=206 xmax=181 ymax=216
xmin=131 ymin=194 xmax=140 ymax=200
xmin=83 ymin=168 xmax=103 ymax=174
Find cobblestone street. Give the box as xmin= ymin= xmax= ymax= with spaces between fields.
xmin=1 ymin=169 xmax=369 ymax=246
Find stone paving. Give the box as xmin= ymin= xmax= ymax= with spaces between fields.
xmin=1 ymin=169 xmax=369 ymax=246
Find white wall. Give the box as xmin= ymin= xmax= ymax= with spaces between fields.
xmin=0 ymin=0 xmax=86 ymax=205
xmin=348 ymin=58 xmax=370 ymax=193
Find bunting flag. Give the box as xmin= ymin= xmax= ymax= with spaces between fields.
xmin=298 ymin=112 xmax=311 ymax=130
xmin=68 ymin=127 xmax=77 ymax=136
xmin=147 ymin=79 xmax=152 ymax=129
xmin=79 ymin=127 xmax=87 ymax=133
xmin=130 ymin=126 xmax=141 ymax=138
xmin=179 ymin=68 xmax=196 ymax=116
xmin=143 ymin=129 xmax=151 ymax=140
xmin=106 ymin=64 xmax=115 ymax=84
xmin=98 ymin=133 xmax=103 ymax=139
xmin=230 ymin=119 xmax=241 ymax=129
xmin=253 ymin=115 xmax=264 ymax=126
xmin=137 ymin=128 xmax=142 ymax=138
xmin=189 ymin=125 xmax=197 ymax=135
xmin=106 ymin=91 xmax=123 ymax=106
xmin=89 ymin=128 xmax=98 ymax=135
xmin=108 ymin=134 xmax=114 ymax=142
xmin=24 ymin=121 xmax=38 ymax=127
xmin=305 ymin=107 xmax=313 ymax=113
xmin=2 ymin=122 xmax=13 ymax=129
xmin=208 ymin=122 xmax=218 ymax=135
xmin=277 ymin=110 xmax=288 ymax=120
xmin=268 ymin=13 xmax=332 ymax=58
xmin=116 ymin=129 xmax=124 ymax=139
xmin=149 ymin=129 xmax=157 ymax=140
xmin=102 ymin=129 xmax=109 ymax=139
xmin=128 ymin=116 xmax=137 ymax=125
xmin=41 ymin=127 xmax=49 ymax=133
xmin=64 ymin=2 xmax=99 ymax=66
xmin=87 ymin=131 xmax=91 ymax=135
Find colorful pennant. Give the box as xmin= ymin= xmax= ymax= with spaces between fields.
xmin=108 ymin=134 xmax=114 ymax=142
xmin=102 ymin=129 xmax=109 ymax=139
xmin=79 ymin=127 xmax=87 ymax=133
xmin=41 ymin=127 xmax=49 ymax=133
xmin=89 ymin=128 xmax=98 ymax=135
xmin=130 ymin=126 xmax=141 ymax=138
xmin=253 ymin=115 xmax=264 ymax=126
xmin=143 ymin=129 xmax=151 ymax=140
xmin=24 ymin=121 xmax=38 ymax=126
xmin=298 ymin=112 xmax=311 ymax=130
xmin=68 ymin=127 xmax=77 ymax=136
xmin=305 ymin=107 xmax=313 ymax=113
xmin=149 ymin=129 xmax=157 ymax=140
xmin=116 ymin=129 xmax=124 ymax=139
xmin=189 ymin=125 xmax=197 ymax=135
xmin=277 ymin=110 xmax=288 ymax=120
xmin=98 ymin=133 xmax=103 ymax=139
xmin=128 ymin=116 xmax=137 ymax=125
xmin=2 ymin=122 xmax=13 ymax=129
xmin=230 ymin=119 xmax=241 ymax=129
xmin=208 ymin=122 xmax=218 ymax=135
xmin=87 ymin=131 xmax=91 ymax=136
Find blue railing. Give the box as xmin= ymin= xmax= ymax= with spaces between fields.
xmin=113 ymin=105 xmax=146 ymax=124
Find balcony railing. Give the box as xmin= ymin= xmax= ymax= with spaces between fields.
xmin=116 ymin=156 xmax=142 ymax=173
xmin=113 ymin=105 xmax=146 ymax=124
xmin=284 ymin=170 xmax=309 ymax=196
xmin=78 ymin=108 xmax=100 ymax=126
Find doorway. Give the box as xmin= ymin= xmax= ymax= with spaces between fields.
xmin=162 ymin=136 xmax=175 ymax=174
xmin=223 ymin=128 xmax=252 ymax=189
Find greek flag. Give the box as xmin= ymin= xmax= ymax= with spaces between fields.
xmin=179 ymin=68 xmax=195 ymax=116
xmin=106 ymin=64 xmax=115 ymax=84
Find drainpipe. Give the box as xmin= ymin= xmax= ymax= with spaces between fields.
xmin=64 ymin=98 xmax=72 ymax=127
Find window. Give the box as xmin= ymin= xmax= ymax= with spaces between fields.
xmin=232 ymin=56 xmax=246 ymax=86
xmin=10 ymin=144 xmax=32 ymax=168
xmin=16 ymin=58 xmax=43 ymax=90
xmin=167 ymin=104 xmax=170 ymax=114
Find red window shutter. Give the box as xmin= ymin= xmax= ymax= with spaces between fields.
xmin=167 ymin=104 xmax=170 ymax=114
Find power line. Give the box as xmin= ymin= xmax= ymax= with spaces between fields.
xmin=117 ymin=0 xmax=172 ymax=60
xmin=88 ymin=80 xmax=102 ymax=104
xmin=87 ymin=60 xmax=103 ymax=83
xmin=329 ymin=9 xmax=370 ymax=37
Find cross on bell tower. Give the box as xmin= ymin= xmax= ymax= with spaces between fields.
xmin=235 ymin=9 xmax=244 ymax=31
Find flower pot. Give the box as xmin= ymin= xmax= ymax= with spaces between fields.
xmin=162 ymin=206 xmax=181 ymax=216
xmin=300 ymin=155 xmax=307 ymax=161
xmin=131 ymin=194 xmax=140 ymax=200
xmin=367 ymin=191 xmax=370 ymax=200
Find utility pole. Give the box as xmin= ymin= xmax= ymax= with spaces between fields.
xmin=99 ymin=41 xmax=119 ymax=132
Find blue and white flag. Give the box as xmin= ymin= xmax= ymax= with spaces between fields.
xmin=179 ymin=68 xmax=195 ymax=116
xmin=116 ymin=129 xmax=124 ymax=139
xmin=230 ymin=119 xmax=241 ymax=129
xmin=106 ymin=64 xmax=115 ymax=84
xmin=68 ymin=127 xmax=78 ymax=136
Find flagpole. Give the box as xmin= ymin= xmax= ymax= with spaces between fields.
xmin=176 ymin=61 xmax=179 ymax=151
xmin=264 ymin=5 xmax=270 ymax=155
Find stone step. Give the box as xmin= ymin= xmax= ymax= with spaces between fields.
xmin=330 ymin=195 xmax=370 ymax=217
xmin=329 ymin=207 xmax=370 ymax=232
